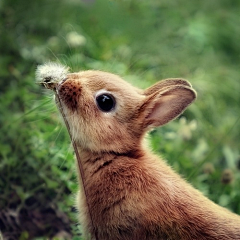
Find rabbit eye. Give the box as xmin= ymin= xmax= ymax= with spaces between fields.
xmin=96 ymin=93 xmax=116 ymax=112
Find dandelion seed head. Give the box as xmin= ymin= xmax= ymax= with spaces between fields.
xmin=36 ymin=62 xmax=69 ymax=89
xmin=66 ymin=31 xmax=86 ymax=47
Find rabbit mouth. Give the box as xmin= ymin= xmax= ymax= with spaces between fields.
xmin=56 ymin=78 xmax=68 ymax=92
xmin=58 ymin=77 xmax=68 ymax=86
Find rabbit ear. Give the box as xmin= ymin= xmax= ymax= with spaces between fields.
xmin=144 ymin=78 xmax=192 ymax=96
xmin=141 ymin=85 xmax=196 ymax=128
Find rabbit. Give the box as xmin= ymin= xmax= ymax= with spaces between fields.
xmin=36 ymin=65 xmax=240 ymax=240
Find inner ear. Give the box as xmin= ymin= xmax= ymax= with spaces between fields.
xmin=144 ymin=86 xmax=196 ymax=128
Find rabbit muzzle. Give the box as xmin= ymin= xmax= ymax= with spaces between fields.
xmin=57 ymin=77 xmax=82 ymax=112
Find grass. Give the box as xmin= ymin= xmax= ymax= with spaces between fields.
xmin=0 ymin=0 xmax=240 ymax=238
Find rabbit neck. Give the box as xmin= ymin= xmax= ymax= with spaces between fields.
xmin=76 ymin=147 xmax=144 ymax=177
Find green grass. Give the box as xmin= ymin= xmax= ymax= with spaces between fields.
xmin=1 ymin=0 xmax=240 ymax=238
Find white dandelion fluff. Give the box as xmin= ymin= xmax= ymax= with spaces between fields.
xmin=66 ymin=31 xmax=86 ymax=48
xmin=36 ymin=62 xmax=69 ymax=90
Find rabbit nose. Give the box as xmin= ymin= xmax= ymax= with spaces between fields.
xmin=59 ymin=78 xmax=68 ymax=86
xmin=56 ymin=78 xmax=68 ymax=92
xmin=57 ymin=78 xmax=82 ymax=111
xmin=57 ymin=78 xmax=82 ymax=92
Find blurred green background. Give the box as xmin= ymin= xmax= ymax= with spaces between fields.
xmin=1 ymin=0 xmax=240 ymax=239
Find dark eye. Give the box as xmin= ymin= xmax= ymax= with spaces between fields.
xmin=96 ymin=93 xmax=116 ymax=112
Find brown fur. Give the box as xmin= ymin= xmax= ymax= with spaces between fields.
xmin=57 ymin=70 xmax=240 ymax=239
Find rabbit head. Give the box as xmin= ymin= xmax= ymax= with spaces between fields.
xmin=57 ymin=70 xmax=196 ymax=153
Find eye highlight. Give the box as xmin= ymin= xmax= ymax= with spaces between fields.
xmin=96 ymin=93 xmax=116 ymax=112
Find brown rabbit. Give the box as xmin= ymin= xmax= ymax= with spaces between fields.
xmin=37 ymin=65 xmax=240 ymax=240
